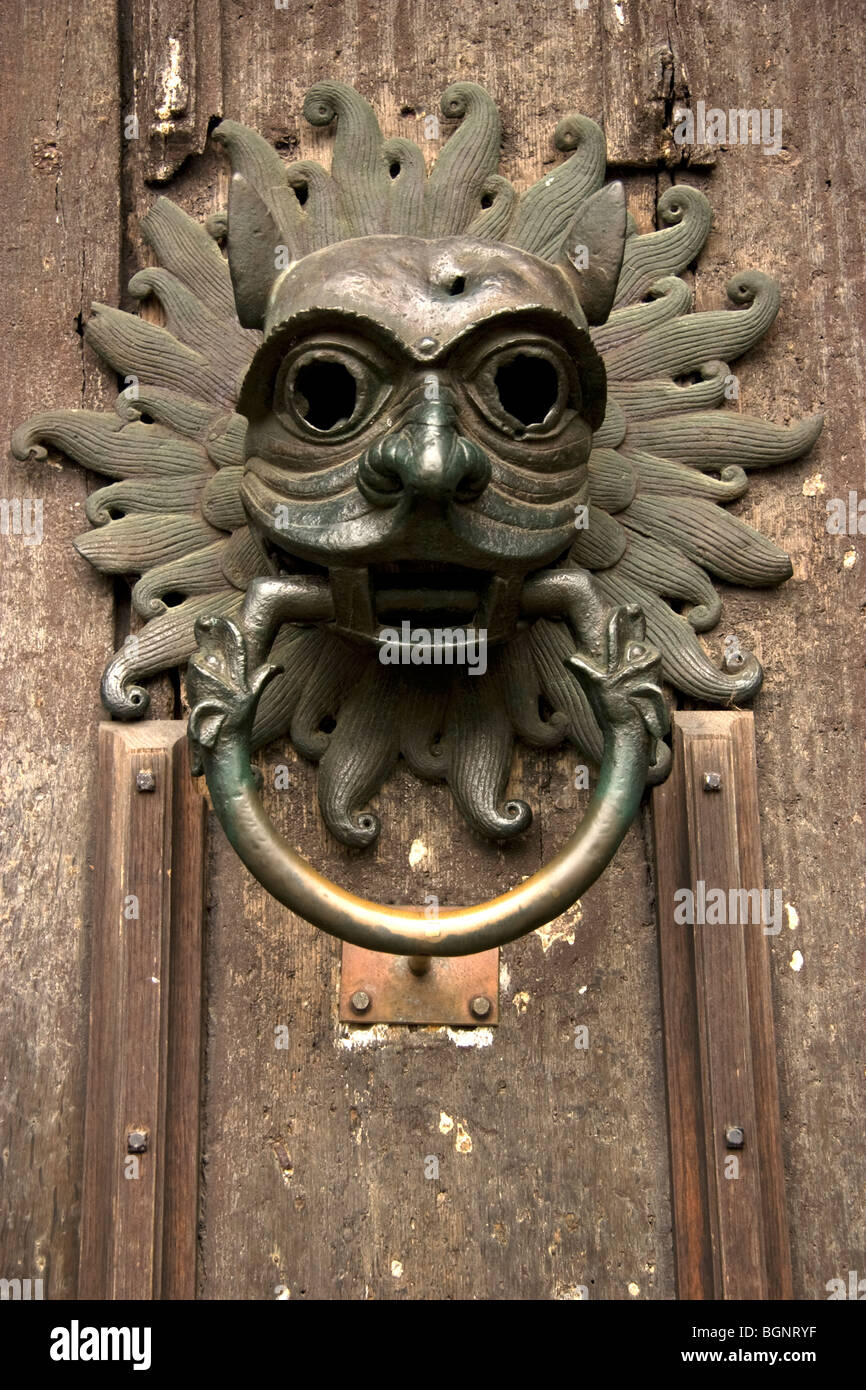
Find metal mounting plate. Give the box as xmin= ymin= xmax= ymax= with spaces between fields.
xmin=339 ymin=943 xmax=500 ymax=1025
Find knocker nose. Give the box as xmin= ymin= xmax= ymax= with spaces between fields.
xmin=358 ymin=397 xmax=491 ymax=506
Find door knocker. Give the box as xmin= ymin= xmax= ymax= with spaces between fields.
xmin=14 ymin=83 xmax=821 ymax=982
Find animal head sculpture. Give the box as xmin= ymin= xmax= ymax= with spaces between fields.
xmin=14 ymin=81 xmax=822 ymax=853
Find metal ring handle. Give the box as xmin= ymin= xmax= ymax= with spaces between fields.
xmin=187 ymin=606 xmax=669 ymax=957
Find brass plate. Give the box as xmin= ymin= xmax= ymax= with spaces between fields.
xmin=339 ymin=944 xmax=499 ymax=1025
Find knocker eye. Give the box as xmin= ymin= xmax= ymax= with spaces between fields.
xmin=461 ymin=339 xmax=579 ymax=440
xmin=274 ymin=341 xmax=391 ymax=441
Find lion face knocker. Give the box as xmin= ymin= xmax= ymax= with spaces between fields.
xmin=14 ymin=82 xmax=821 ymax=956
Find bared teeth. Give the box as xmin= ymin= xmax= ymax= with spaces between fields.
xmin=328 ymin=564 xmax=376 ymax=634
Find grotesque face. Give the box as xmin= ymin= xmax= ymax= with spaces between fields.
xmin=17 ymin=82 xmax=812 ymax=849
xmin=238 ymin=234 xmax=607 ymax=652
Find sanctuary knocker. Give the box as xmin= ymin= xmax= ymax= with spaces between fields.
xmin=14 ymin=81 xmax=822 ymax=1015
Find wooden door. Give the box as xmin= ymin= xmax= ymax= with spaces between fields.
xmin=1 ymin=0 xmax=862 ymax=1302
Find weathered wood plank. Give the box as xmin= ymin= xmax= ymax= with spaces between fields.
xmin=188 ymin=0 xmax=673 ymax=1302
xmin=669 ymin=0 xmax=866 ymax=1298
xmin=79 ymin=722 xmax=205 ymax=1299
xmin=162 ymin=735 xmax=207 ymax=1300
xmin=124 ymin=0 xmax=224 ymax=184
xmin=0 ymin=0 xmax=121 ymax=1300
xmin=654 ymin=712 xmax=792 ymax=1300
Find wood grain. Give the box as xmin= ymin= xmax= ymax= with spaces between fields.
xmin=669 ymin=0 xmax=866 ymax=1296
xmin=654 ymin=712 xmax=792 ymax=1300
xmin=0 ymin=0 xmax=121 ymax=1300
xmin=2 ymin=0 xmax=864 ymax=1303
xmin=79 ymin=722 xmax=205 ymax=1299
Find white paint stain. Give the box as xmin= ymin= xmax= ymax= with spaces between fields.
xmin=274 ymin=1284 xmax=291 ymax=1299
xmin=553 ymin=1281 xmax=587 ymax=1300
xmin=499 ymin=960 xmax=511 ymax=992
xmin=801 ymin=472 xmax=825 ymax=496
xmin=439 ymin=1111 xmax=454 ymax=1134
xmin=512 ymin=991 xmax=531 ymax=1015
xmin=154 ymin=37 xmax=187 ymax=131
xmin=612 ymin=0 xmax=626 ymax=28
xmin=627 ymin=1281 xmax=640 ymax=1296
xmin=391 ymin=1259 xmax=404 ymax=1278
xmin=455 ymin=1122 xmax=473 ymax=1154
xmin=336 ymin=1023 xmax=493 ymax=1050
xmin=408 ymin=838 xmax=427 ymax=868
xmin=338 ymin=1023 xmax=392 ymax=1049
xmin=578 ymin=985 xmax=587 ymax=995
xmin=534 ymin=902 xmax=582 ymax=953
xmin=444 ymin=1027 xmax=494 ymax=1048
xmin=785 ymin=903 xmax=800 ymax=930
xmin=790 ymin=950 xmax=804 ymax=972
xmin=843 ymin=548 xmax=857 ymax=568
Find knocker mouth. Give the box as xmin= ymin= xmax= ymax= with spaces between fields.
xmin=256 ymin=535 xmax=535 ymax=654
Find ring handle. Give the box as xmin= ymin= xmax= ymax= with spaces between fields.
xmin=187 ymin=605 xmax=669 ymax=957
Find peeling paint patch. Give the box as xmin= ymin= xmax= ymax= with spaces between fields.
xmin=408 ymin=838 xmax=427 ymax=868
xmin=785 ymin=903 xmax=800 ymax=930
xmin=439 ymin=1111 xmax=454 ymax=1134
xmin=553 ymin=1281 xmax=588 ymax=1300
xmin=444 ymin=1026 xmax=494 ymax=1048
xmin=391 ymin=1259 xmax=403 ymax=1279
xmin=455 ymin=1122 xmax=473 ymax=1154
xmin=790 ymin=950 xmax=804 ymax=972
xmin=154 ymin=37 xmax=188 ymax=132
xmin=801 ymin=471 xmax=825 ymax=496
xmin=499 ymin=959 xmax=511 ymax=992
xmin=578 ymin=984 xmax=587 ymax=995
xmin=843 ymin=548 xmax=857 ymax=568
xmin=274 ymin=1284 xmax=290 ymax=1299
xmin=337 ymin=1022 xmax=392 ymax=1049
xmin=336 ymin=1022 xmax=494 ymax=1050
xmin=512 ymin=991 xmax=530 ymax=1015
xmin=627 ymin=1281 xmax=640 ymax=1297
xmin=534 ymin=902 xmax=581 ymax=953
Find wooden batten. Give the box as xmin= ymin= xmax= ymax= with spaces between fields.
xmin=653 ymin=711 xmax=792 ymax=1300
xmin=78 ymin=722 xmax=206 ymax=1300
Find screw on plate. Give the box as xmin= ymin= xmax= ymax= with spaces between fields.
xmin=725 ymin=1126 xmax=745 ymax=1150
xmin=702 ymin=771 xmax=722 ymax=793
xmin=469 ymin=995 xmax=492 ymax=1019
xmin=136 ymin=769 xmax=156 ymax=792
xmin=350 ymin=990 xmax=371 ymax=1014
xmin=127 ymin=1129 xmax=149 ymax=1154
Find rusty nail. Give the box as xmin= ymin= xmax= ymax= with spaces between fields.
xmin=469 ymin=995 xmax=491 ymax=1019
xmin=136 ymin=769 xmax=156 ymax=792
xmin=725 ymin=1125 xmax=745 ymax=1150
xmin=127 ymin=1129 xmax=148 ymax=1154
xmin=350 ymin=990 xmax=371 ymax=1014
xmin=702 ymin=771 xmax=722 ymax=793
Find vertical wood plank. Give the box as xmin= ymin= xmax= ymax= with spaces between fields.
xmin=195 ymin=3 xmax=673 ymax=1299
xmin=652 ymin=733 xmax=714 ymax=1300
xmin=654 ymin=711 xmax=792 ymax=1300
xmin=78 ymin=722 xmax=205 ymax=1300
xmin=0 ymin=0 xmax=121 ymax=1300
xmin=162 ymin=737 xmax=207 ymax=1300
xmin=683 ymin=729 xmax=767 ymax=1300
